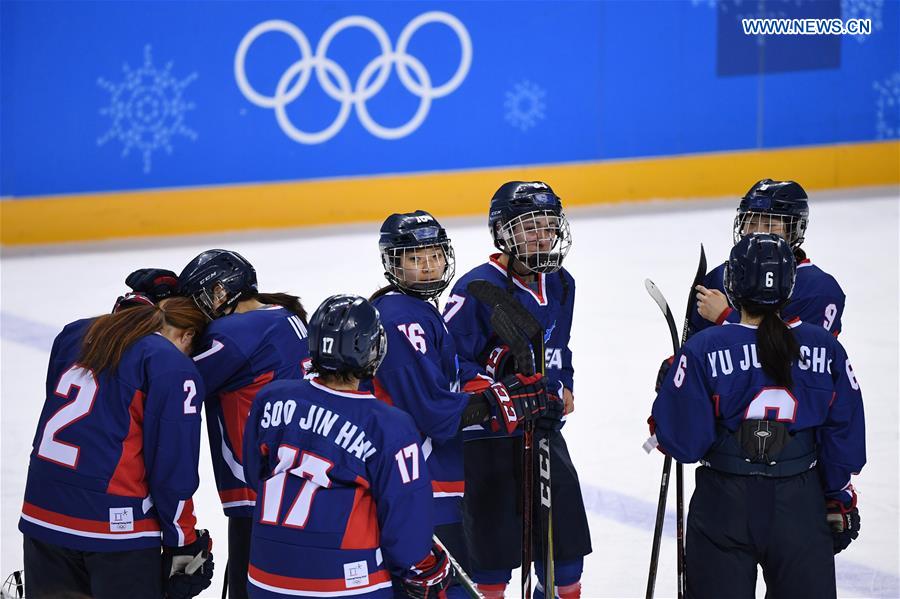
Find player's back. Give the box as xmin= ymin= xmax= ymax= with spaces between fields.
xmin=20 ymin=319 xmax=202 ymax=551
xmin=658 ymin=320 xmax=846 ymax=463
xmin=199 ymin=305 xmax=310 ymax=392
xmin=195 ymin=305 xmax=310 ymax=515
xmin=243 ymin=378 xmax=434 ymax=598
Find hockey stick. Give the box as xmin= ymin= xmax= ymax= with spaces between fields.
xmin=469 ymin=280 xmax=557 ymax=598
xmin=644 ymin=245 xmax=706 ymax=599
xmin=433 ymin=535 xmax=485 ymax=599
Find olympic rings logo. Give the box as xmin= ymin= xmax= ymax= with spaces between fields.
xmin=234 ymin=12 xmax=472 ymax=144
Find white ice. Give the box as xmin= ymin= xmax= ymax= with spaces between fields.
xmin=2 ymin=188 xmax=897 ymax=598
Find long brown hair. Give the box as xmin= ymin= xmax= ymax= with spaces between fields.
xmin=254 ymin=292 xmax=308 ymax=322
xmin=79 ymin=297 xmax=207 ymax=374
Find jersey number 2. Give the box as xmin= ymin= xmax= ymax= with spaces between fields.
xmin=260 ymin=446 xmax=333 ymax=528
xmin=37 ymin=365 xmax=99 ymax=469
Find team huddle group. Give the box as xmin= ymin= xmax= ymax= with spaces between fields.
xmin=13 ymin=179 xmax=865 ymax=599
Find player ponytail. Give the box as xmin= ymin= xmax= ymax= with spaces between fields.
xmin=749 ymin=303 xmax=800 ymax=389
xmin=79 ymin=297 xmax=206 ymax=373
xmin=254 ymin=292 xmax=308 ymax=322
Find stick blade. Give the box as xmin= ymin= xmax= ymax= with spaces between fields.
xmin=644 ymin=279 xmax=668 ymax=313
xmin=468 ymin=279 xmax=542 ymax=340
xmin=490 ymin=305 xmax=536 ymax=376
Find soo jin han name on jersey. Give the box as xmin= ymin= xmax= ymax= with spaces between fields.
xmin=260 ymin=400 xmax=378 ymax=462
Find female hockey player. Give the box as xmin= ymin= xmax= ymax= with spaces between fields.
xmin=691 ymin=179 xmax=846 ymax=336
xmin=443 ymin=182 xmax=591 ymax=599
xmin=177 ymin=249 xmax=310 ymax=599
xmin=19 ymin=297 xmax=214 ymax=599
xmin=368 ymin=210 xmax=553 ymax=597
xmin=651 ymin=233 xmax=865 ymax=599
xmin=241 ymin=294 xmax=455 ymax=598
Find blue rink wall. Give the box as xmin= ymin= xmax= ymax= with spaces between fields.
xmin=1 ymin=0 xmax=898 ymax=244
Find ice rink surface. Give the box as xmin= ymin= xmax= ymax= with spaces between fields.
xmin=2 ymin=188 xmax=898 ymax=598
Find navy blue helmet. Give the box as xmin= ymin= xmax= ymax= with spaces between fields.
xmin=308 ymin=294 xmax=386 ymax=378
xmin=733 ymin=179 xmax=809 ymax=248
xmin=379 ymin=210 xmax=455 ymax=300
xmin=725 ymin=233 xmax=796 ymax=309
xmin=488 ymin=181 xmax=572 ymax=273
xmin=177 ymin=249 xmax=257 ymax=320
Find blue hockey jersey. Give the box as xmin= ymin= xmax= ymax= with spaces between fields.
xmin=652 ymin=320 xmax=865 ymax=503
xmin=20 ymin=318 xmax=205 ymax=551
xmin=444 ymin=254 xmax=575 ymax=441
xmin=367 ymin=291 xmax=468 ymax=525
xmin=193 ymin=305 xmax=309 ymax=517
xmin=243 ymin=378 xmax=434 ymax=598
xmin=691 ymin=258 xmax=846 ymax=335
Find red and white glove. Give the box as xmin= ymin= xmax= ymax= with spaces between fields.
xmin=402 ymin=542 xmax=456 ymax=599
xmin=479 ymin=373 xmax=548 ymax=434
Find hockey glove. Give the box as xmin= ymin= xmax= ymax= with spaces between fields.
xmin=655 ymin=356 xmax=674 ymax=393
xmin=536 ymin=390 xmax=564 ymax=432
xmin=112 ymin=291 xmax=156 ymax=313
xmin=479 ymin=373 xmax=547 ymax=434
xmin=162 ymin=529 xmax=214 ymax=599
xmin=826 ymin=497 xmax=860 ymax=554
xmin=126 ymin=268 xmax=179 ymax=302
xmin=484 ymin=344 xmax=516 ymax=380
xmin=401 ymin=542 xmax=456 ymax=599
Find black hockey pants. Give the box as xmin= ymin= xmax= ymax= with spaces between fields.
xmin=686 ymin=466 xmax=836 ymax=599
xmin=23 ymin=534 xmax=162 ymax=599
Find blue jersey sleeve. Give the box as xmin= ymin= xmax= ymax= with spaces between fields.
xmin=192 ymin=331 xmax=248 ymax=394
xmin=443 ymin=283 xmax=493 ymax=389
xmin=787 ymin=290 xmax=845 ymax=336
xmin=558 ymin=275 xmax=575 ymax=392
xmin=817 ymin=341 xmax=866 ymax=502
xmin=370 ymin=424 xmax=434 ymax=574
xmin=376 ymin=319 xmax=468 ymax=443
xmin=651 ymin=342 xmax=718 ymax=463
xmin=143 ymin=360 xmax=205 ymax=547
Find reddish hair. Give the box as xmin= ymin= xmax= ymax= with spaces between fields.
xmin=78 ymin=297 xmax=207 ymax=373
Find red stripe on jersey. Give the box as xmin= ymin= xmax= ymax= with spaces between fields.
xmin=177 ymin=499 xmax=197 ymax=545
xmin=107 ymin=389 xmax=148 ymax=497
xmin=220 ymin=371 xmax=275 ymax=462
xmin=22 ymin=502 xmax=160 ymax=534
xmin=371 ymin=378 xmax=393 ymax=406
xmin=463 ymin=376 xmax=492 ymax=393
xmin=715 ymin=307 xmax=734 ymax=326
xmin=488 ymin=253 xmax=547 ymax=304
xmin=219 ymin=488 xmax=256 ymax=503
xmin=341 ymin=475 xmax=379 ymax=550
xmin=432 ymin=480 xmax=464 ymax=494
xmin=248 ymin=564 xmax=390 ymax=592
xmin=711 ymin=394 xmax=721 ymax=418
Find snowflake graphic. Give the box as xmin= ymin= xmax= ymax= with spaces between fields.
xmin=504 ymin=81 xmax=546 ymax=132
xmin=873 ymin=72 xmax=900 ymax=139
xmin=842 ymin=0 xmax=883 ymax=43
xmin=98 ymin=45 xmax=197 ymax=174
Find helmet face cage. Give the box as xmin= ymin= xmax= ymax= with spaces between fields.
xmin=497 ymin=210 xmax=572 ymax=273
xmin=189 ymin=283 xmax=244 ymax=321
xmin=733 ymin=211 xmax=807 ymax=248
xmin=381 ymin=241 xmax=456 ymax=300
